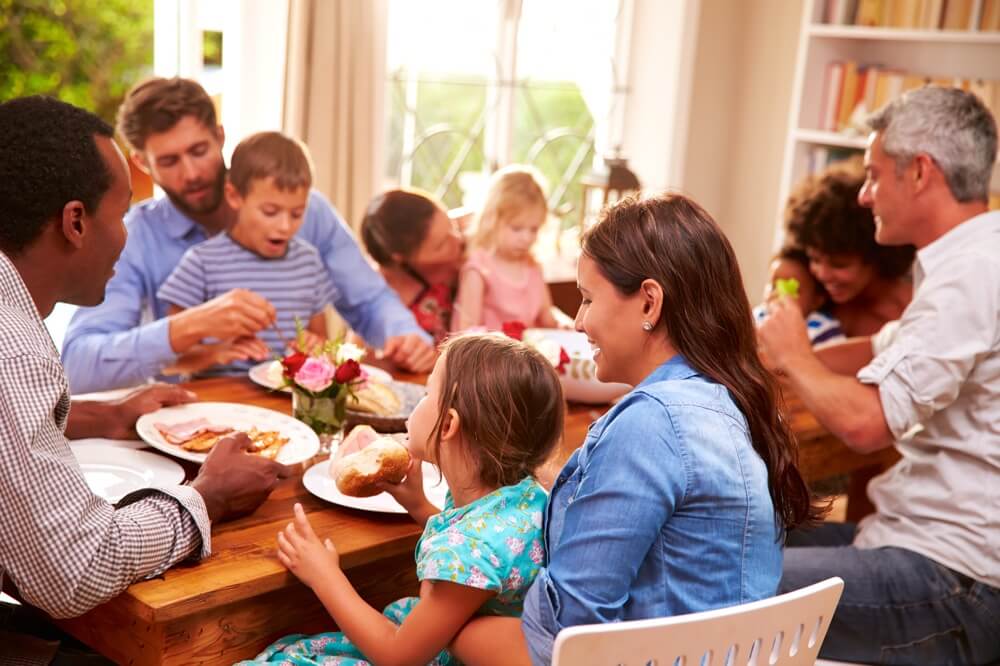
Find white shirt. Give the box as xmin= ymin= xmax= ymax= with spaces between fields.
xmin=855 ymin=210 xmax=1000 ymax=587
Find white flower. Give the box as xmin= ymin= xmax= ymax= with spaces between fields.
xmin=265 ymin=359 xmax=284 ymax=386
xmin=335 ymin=342 xmax=366 ymax=364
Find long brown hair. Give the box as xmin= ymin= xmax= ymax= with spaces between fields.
xmin=430 ymin=333 xmax=564 ymax=489
xmin=581 ymin=194 xmax=823 ymax=530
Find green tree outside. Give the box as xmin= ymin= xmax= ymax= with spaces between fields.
xmin=385 ymin=72 xmax=594 ymax=227
xmin=0 ymin=0 xmax=153 ymax=123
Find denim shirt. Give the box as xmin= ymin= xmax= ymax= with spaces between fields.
xmin=521 ymin=355 xmax=782 ymax=665
xmin=61 ymin=190 xmax=429 ymax=393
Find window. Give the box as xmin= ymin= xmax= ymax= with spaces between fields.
xmin=384 ymin=0 xmax=632 ymax=237
xmin=153 ymin=0 xmax=289 ymax=162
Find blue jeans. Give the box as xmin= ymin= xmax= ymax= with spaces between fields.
xmin=780 ymin=523 xmax=1000 ymax=665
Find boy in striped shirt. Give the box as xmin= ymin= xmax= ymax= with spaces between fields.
xmin=158 ymin=132 xmax=334 ymax=377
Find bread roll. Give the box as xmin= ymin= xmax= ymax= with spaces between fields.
xmin=332 ymin=435 xmax=411 ymax=497
xmin=347 ymin=381 xmax=402 ymax=416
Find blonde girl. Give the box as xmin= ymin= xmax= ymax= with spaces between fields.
xmin=242 ymin=333 xmax=564 ymax=666
xmin=452 ymin=166 xmax=562 ymax=331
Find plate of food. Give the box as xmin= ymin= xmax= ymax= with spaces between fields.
xmin=524 ymin=328 xmax=631 ymax=404
xmin=135 ymin=402 xmax=320 ymax=465
xmin=249 ymin=360 xmax=392 ymax=393
xmin=74 ymin=445 xmax=186 ymax=503
xmin=303 ymin=426 xmax=448 ymax=514
xmin=344 ymin=379 xmax=426 ymax=433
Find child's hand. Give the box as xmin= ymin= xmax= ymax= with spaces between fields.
xmin=379 ymin=457 xmax=440 ymax=526
xmin=164 ymin=337 xmax=269 ymax=375
xmin=276 ymin=503 xmax=340 ymax=589
xmin=379 ymin=457 xmax=427 ymax=507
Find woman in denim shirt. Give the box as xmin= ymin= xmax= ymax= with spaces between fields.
xmin=453 ymin=195 xmax=822 ymax=665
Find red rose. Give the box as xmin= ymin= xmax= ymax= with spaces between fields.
xmin=334 ymin=359 xmax=362 ymax=384
xmin=557 ymin=347 xmax=570 ymax=374
xmin=281 ymin=351 xmax=308 ymax=379
xmin=502 ymin=320 xmax=526 ymax=340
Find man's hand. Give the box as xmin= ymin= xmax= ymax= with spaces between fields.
xmin=276 ymin=503 xmax=341 ymax=590
xmin=106 ymin=384 xmax=197 ymax=439
xmin=382 ymin=334 xmax=436 ymax=374
xmin=757 ymin=297 xmax=814 ymax=374
xmin=169 ymin=289 xmax=277 ymax=353
xmin=164 ymin=337 xmax=271 ymax=376
xmin=67 ymin=383 xmax=197 ymax=441
xmin=190 ymin=433 xmax=292 ymax=523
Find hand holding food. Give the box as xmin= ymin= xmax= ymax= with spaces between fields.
xmin=331 ymin=425 xmax=410 ymax=497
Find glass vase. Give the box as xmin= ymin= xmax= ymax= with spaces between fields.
xmin=292 ymin=388 xmax=346 ymax=456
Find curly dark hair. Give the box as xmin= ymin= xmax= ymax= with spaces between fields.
xmin=0 ymin=96 xmax=114 ymax=255
xmin=785 ymin=160 xmax=915 ymax=279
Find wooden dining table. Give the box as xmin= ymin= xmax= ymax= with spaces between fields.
xmin=55 ymin=373 xmax=898 ymax=665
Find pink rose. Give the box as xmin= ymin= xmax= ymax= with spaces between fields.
xmin=294 ymin=357 xmax=337 ymax=393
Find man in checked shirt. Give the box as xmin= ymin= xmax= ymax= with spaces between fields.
xmin=0 ymin=97 xmax=290 ymax=663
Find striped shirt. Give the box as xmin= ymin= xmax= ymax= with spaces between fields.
xmin=753 ymin=304 xmax=845 ymax=346
xmin=157 ymin=233 xmax=336 ymax=375
xmin=0 ymin=251 xmax=210 ymax=627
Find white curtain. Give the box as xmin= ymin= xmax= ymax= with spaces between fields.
xmin=283 ymin=0 xmax=387 ymax=229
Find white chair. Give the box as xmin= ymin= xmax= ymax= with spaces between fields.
xmin=551 ymin=577 xmax=844 ymax=666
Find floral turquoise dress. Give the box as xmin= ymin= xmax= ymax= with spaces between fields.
xmin=240 ymin=477 xmax=547 ymax=666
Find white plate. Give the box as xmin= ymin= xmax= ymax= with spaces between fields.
xmin=248 ymin=361 xmax=392 ymax=393
xmin=136 ymin=402 xmax=320 ymax=465
xmin=524 ymin=328 xmax=632 ymax=404
xmin=74 ymin=445 xmax=185 ymax=503
xmin=303 ymin=459 xmax=449 ymax=514
xmin=70 ymin=437 xmax=145 ymax=451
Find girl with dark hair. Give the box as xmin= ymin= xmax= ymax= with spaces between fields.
xmin=451 ymin=194 xmax=823 ymax=666
xmin=784 ymin=160 xmax=914 ymax=336
xmin=360 ymin=190 xmax=465 ymax=343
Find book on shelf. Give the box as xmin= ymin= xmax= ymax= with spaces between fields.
xmin=807 ymin=146 xmax=862 ymax=175
xmin=817 ymin=59 xmax=1000 ymax=135
xmin=982 ymin=0 xmax=1000 ymax=30
xmin=825 ymin=0 xmax=988 ymax=28
xmin=942 ymin=0 xmax=976 ymax=29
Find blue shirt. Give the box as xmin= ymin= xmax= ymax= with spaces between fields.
xmin=521 ymin=355 xmax=782 ymax=665
xmin=157 ymin=234 xmax=336 ymax=376
xmin=62 ymin=191 xmax=429 ymax=392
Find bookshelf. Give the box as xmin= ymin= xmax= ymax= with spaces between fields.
xmin=775 ymin=0 xmax=1000 ymax=245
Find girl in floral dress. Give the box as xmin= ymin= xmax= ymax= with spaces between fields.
xmin=241 ymin=333 xmax=565 ymax=665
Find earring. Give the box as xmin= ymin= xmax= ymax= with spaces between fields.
xmin=642 ymin=321 xmax=653 ymax=332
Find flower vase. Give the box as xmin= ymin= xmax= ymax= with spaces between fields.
xmin=292 ymin=388 xmax=347 ymax=456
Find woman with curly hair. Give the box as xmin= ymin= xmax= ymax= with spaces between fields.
xmin=784 ymin=159 xmax=915 ymax=336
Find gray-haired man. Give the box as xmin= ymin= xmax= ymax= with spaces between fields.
xmin=759 ymin=86 xmax=1000 ymax=663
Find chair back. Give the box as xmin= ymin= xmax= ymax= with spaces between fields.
xmin=551 ymin=577 xmax=844 ymax=666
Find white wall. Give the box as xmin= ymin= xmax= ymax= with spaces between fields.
xmin=620 ymin=0 xmax=701 ymax=193
xmin=624 ymin=0 xmax=805 ymax=299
